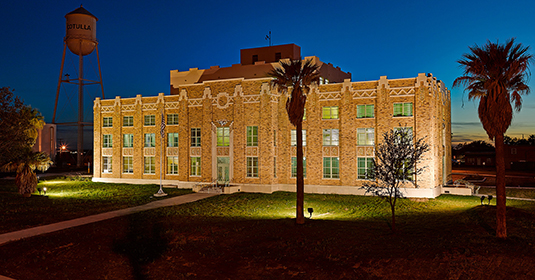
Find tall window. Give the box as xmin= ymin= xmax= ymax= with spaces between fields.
xmin=167 ymin=156 xmax=179 ymax=174
xmin=291 ymin=157 xmax=307 ymax=178
xmin=274 ymin=157 xmax=277 ymax=178
xmin=323 ymin=157 xmax=339 ymax=179
xmin=291 ymin=130 xmax=307 ymax=146
xmin=144 ymin=115 xmax=155 ymax=126
xmin=246 ymin=126 xmax=258 ymax=146
xmin=144 ymin=156 xmax=155 ymax=174
xmin=322 ymin=106 xmax=339 ymax=119
xmin=123 ymin=134 xmax=133 ymax=148
xmin=393 ymin=102 xmax=413 ymax=117
xmin=103 ymin=117 xmax=113 ymax=127
xmin=191 ymin=157 xmax=201 ymax=176
xmin=168 ymin=132 xmax=179 ymax=147
xmin=357 ymin=104 xmax=374 ymax=118
xmin=123 ymin=116 xmax=133 ymax=127
xmin=144 ymin=133 xmax=155 ymax=147
xmin=357 ymin=157 xmax=374 ymax=179
xmin=322 ymin=129 xmax=339 ymax=146
xmin=123 ymin=156 xmax=133 ymax=174
xmin=357 ymin=128 xmax=374 ymax=146
xmin=167 ymin=114 xmax=179 ymax=125
xmin=217 ymin=127 xmax=230 ymax=147
xmin=246 ymin=157 xmax=259 ymax=177
xmin=103 ymin=134 xmax=112 ymax=148
xmin=191 ymin=128 xmax=201 ymax=147
xmin=102 ymin=156 xmax=112 ymax=173
xmin=303 ymin=108 xmax=306 ymax=120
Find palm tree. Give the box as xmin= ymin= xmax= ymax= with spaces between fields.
xmin=269 ymin=59 xmax=320 ymax=224
xmin=2 ymin=149 xmax=52 ymax=196
xmin=453 ymin=38 xmax=533 ymax=239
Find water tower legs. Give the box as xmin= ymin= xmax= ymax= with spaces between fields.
xmin=53 ymin=40 xmax=103 ymax=170
xmin=77 ymin=41 xmax=84 ymax=168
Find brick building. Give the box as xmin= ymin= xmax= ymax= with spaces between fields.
xmin=93 ymin=44 xmax=451 ymax=198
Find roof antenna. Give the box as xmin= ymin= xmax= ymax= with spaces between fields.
xmin=265 ymin=31 xmax=272 ymax=46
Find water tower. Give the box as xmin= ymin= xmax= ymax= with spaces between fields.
xmin=53 ymin=5 xmax=104 ymax=168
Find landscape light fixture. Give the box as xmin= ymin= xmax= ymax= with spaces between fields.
xmin=307 ymin=208 xmax=314 ymax=218
xmin=43 ymin=187 xmax=47 ymax=195
xmin=37 ymin=187 xmax=42 ymax=195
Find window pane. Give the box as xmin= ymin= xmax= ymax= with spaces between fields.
xmin=357 ymin=105 xmax=364 ymax=118
xmin=123 ymin=134 xmax=133 ymax=148
xmin=167 ymin=114 xmax=179 ymax=125
xmin=366 ymin=105 xmax=374 ymax=118
xmin=322 ymin=107 xmax=330 ymax=119
xmin=404 ymin=103 xmax=413 ymax=116
xmin=191 ymin=128 xmax=201 ymax=147
xmin=332 ymin=129 xmax=339 ymax=146
xmin=144 ymin=157 xmax=155 ymax=174
xmin=323 ymin=129 xmax=330 ymax=146
xmin=123 ymin=116 xmax=133 ymax=127
xmin=144 ymin=115 xmax=155 ymax=126
xmin=331 ymin=107 xmax=339 ymax=119
xmin=167 ymin=156 xmax=178 ymax=174
xmin=393 ymin=103 xmax=402 ymax=116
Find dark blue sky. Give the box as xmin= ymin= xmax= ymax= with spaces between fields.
xmin=2 ymin=0 xmax=535 ymax=148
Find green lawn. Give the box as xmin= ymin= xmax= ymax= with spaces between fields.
xmin=0 ymin=177 xmax=192 ymax=234
xmin=1 ymin=186 xmax=535 ymax=279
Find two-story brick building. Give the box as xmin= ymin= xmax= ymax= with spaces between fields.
xmin=93 ymin=44 xmax=451 ymax=198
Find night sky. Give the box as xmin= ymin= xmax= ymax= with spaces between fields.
xmin=2 ymin=0 xmax=535 ymax=149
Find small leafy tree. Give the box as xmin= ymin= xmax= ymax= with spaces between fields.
xmin=0 ymin=87 xmax=44 ymax=166
xmin=363 ymin=128 xmax=429 ymax=232
xmin=0 ymin=87 xmax=51 ymax=196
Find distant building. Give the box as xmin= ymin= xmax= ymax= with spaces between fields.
xmin=464 ymin=151 xmax=495 ymax=167
xmin=32 ymin=123 xmax=57 ymax=162
xmin=93 ymin=44 xmax=452 ymax=198
xmin=505 ymin=145 xmax=535 ymax=170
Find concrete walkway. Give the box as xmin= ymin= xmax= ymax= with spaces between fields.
xmin=0 ymin=192 xmax=218 ymax=246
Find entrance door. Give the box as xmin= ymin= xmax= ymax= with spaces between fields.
xmin=217 ymin=157 xmax=230 ymax=184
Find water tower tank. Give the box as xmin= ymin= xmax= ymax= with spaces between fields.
xmin=65 ymin=6 xmax=98 ymax=56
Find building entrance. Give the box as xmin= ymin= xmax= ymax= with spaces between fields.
xmin=217 ymin=157 xmax=230 ymax=184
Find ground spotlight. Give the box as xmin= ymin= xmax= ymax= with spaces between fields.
xmin=37 ymin=188 xmax=42 ymax=195
xmin=307 ymin=207 xmax=313 ymax=218
xmin=43 ymin=187 xmax=47 ymax=195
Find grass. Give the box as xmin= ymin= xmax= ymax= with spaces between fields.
xmin=479 ymin=187 xmax=535 ymax=200
xmin=0 ymin=177 xmax=192 ymax=234
xmin=1 ymin=186 xmax=535 ymax=279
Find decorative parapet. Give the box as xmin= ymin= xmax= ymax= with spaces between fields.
xmin=389 ymin=87 xmax=416 ymax=96
xmin=318 ymin=91 xmax=342 ymax=101
xmin=352 ymin=89 xmax=377 ymax=99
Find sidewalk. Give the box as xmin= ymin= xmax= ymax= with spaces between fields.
xmin=0 ymin=192 xmax=218 ymax=246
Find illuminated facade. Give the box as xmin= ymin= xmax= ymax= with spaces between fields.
xmin=93 ymin=44 xmax=451 ymax=198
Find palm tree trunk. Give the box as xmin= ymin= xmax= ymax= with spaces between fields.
xmin=495 ymin=133 xmax=507 ymax=239
xmin=296 ymin=121 xmax=305 ymax=225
